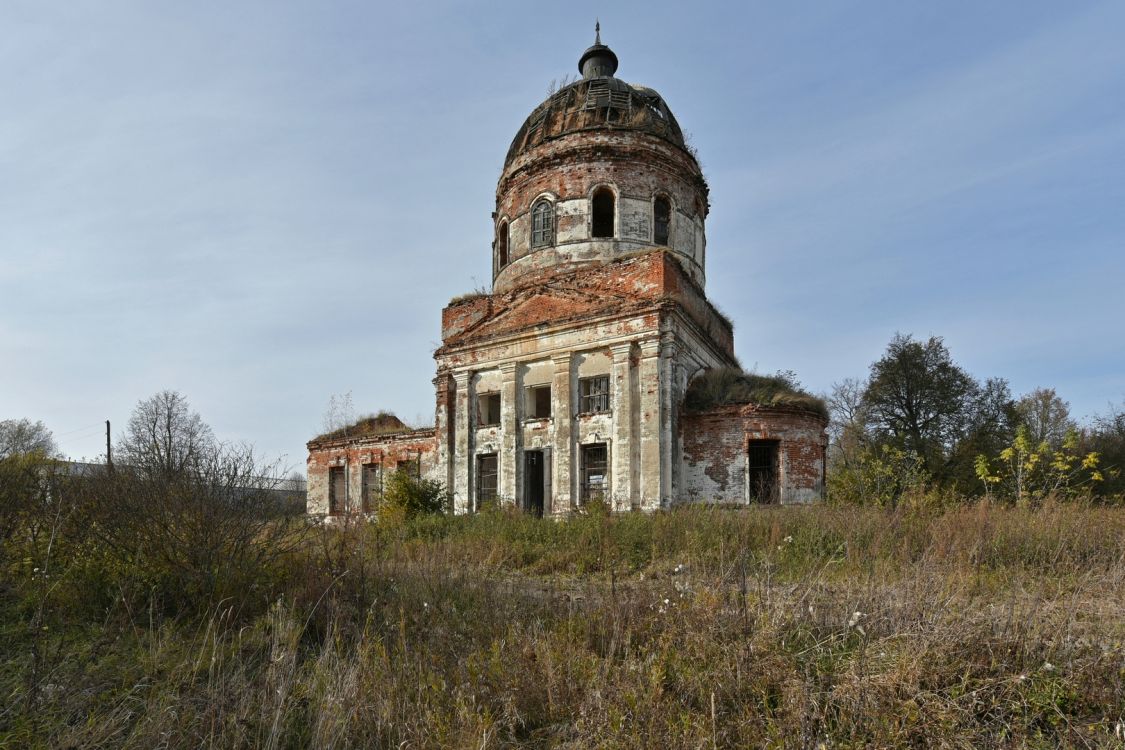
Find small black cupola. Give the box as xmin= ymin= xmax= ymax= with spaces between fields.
xmin=578 ymin=21 xmax=619 ymax=79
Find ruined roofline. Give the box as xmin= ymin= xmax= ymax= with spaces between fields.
xmin=307 ymin=425 xmax=436 ymax=451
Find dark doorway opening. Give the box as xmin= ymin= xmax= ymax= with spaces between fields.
xmin=524 ymin=450 xmax=545 ymax=517
xmin=747 ymin=440 xmax=779 ymax=504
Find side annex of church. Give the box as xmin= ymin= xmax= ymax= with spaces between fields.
xmin=307 ymin=30 xmax=828 ymax=517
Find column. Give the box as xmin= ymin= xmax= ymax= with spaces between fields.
xmin=452 ymin=370 xmax=472 ymax=513
xmin=433 ymin=373 xmax=452 ymax=496
xmin=550 ymin=352 xmax=572 ymax=513
xmin=610 ymin=342 xmax=634 ymax=511
xmin=499 ymin=361 xmax=519 ymax=505
xmin=659 ymin=336 xmax=677 ymax=509
xmin=637 ymin=338 xmax=662 ymax=510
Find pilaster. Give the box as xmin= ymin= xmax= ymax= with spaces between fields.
xmin=660 ymin=335 xmax=678 ymax=509
xmin=499 ymin=361 xmax=519 ymax=504
xmin=550 ymin=352 xmax=573 ymax=512
xmin=433 ymin=374 xmax=453 ymax=503
xmin=610 ymin=342 xmax=634 ymax=511
xmin=637 ymin=338 xmax=662 ymax=509
xmin=452 ymin=370 xmax=472 ymax=513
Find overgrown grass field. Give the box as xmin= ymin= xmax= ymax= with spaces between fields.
xmin=3 ymin=502 xmax=1124 ymax=748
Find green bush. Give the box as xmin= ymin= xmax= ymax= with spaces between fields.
xmin=380 ymin=471 xmax=451 ymax=522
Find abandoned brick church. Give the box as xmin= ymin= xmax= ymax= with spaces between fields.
xmin=307 ymin=29 xmax=828 ymax=516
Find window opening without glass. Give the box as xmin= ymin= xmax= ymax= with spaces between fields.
xmin=653 ymin=196 xmax=671 ymax=246
xmin=579 ymin=376 xmax=610 ymax=413
xmin=478 ymin=392 xmax=501 ymax=426
xmin=580 ymin=443 xmax=608 ymax=504
xmin=361 ymin=463 xmax=381 ymax=511
xmin=592 ymin=188 xmax=615 ymax=238
xmin=526 ymin=385 xmax=551 ymax=419
xmin=329 ymin=466 xmax=345 ymax=514
xmin=477 ymin=454 xmax=498 ymax=507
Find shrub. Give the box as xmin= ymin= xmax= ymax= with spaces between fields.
xmin=380 ymin=471 xmax=451 ymax=522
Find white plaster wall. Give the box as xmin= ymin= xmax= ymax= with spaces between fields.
xmin=510 ymin=213 xmax=530 ymax=260
xmin=306 ymin=468 xmax=329 ymax=514
xmin=520 ymin=360 xmax=553 ymax=387
xmin=555 ymin=198 xmax=587 ymax=244
xmin=472 ymin=369 xmax=502 ymax=396
xmin=575 ymin=349 xmax=612 ymax=378
xmin=673 ymin=209 xmax=695 ymax=259
xmin=618 ymin=197 xmax=650 ymax=241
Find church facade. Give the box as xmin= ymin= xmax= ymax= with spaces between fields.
xmin=307 ymin=31 xmax=828 ymax=517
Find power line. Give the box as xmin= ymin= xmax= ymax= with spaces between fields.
xmin=55 ymin=422 xmax=106 ymax=438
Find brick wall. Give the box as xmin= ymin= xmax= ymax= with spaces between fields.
xmin=680 ymin=405 xmax=828 ymax=505
xmin=306 ymin=429 xmax=439 ymax=516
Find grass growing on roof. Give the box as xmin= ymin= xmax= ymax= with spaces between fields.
xmin=683 ymin=367 xmax=828 ymax=417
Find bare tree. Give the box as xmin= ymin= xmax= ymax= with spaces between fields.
xmin=117 ymin=390 xmax=214 ymax=477
xmin=322 ymin=391 xmax=356 ymax=435
xmin=0 ymin=419 xmax=59 ymax=460
xmin=827 ymin=378 xmax=868 ymax=470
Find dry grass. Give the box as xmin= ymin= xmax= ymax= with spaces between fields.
xmin=683 ymin=368 xmax=829 ymax=418
xmin=3 ymin=501 xmax=1124 ymax=748
xmin=312 ymin=411 xmax=409 ymax=443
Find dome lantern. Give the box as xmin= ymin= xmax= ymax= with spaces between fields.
xmin=578 ymin=21 xmax=619 ymax=79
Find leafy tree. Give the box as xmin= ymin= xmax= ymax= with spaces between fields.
xmin=0 ymin=419 xmax=59 ymax=460
xmin=975 ymin=426 xmax=1102 ymax=505
xmin=945 ymin=377 xmax=1018 ymax=493
xmin=0 ymin=419 xmax=62 ymax=555
xmin=117 ymin=390 xmax=215 ymax=477
xmin=861 ymin=334 xmax=978 ymax=479
xmin=1089 ymin=401 xmax=1125 ymax=497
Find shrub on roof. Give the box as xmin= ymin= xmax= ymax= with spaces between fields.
xmin=683 ymin=367 xmax=827 ymax=418
xmin=314 ymin=411 xmax=408 ymax=442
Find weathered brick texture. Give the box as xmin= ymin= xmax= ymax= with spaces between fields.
xmin=681 ymin=405 xmax=828 ymax=505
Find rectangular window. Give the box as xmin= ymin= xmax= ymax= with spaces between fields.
xmin=396 ymin=457 xmax=420 ymax=478
xmin=328 ymin=466 xmax=346 ymax=514
xmin=361 ymin=463 xmax=381 ymax=511
xmin=477 ymin=453 xmax=498 ymax=507
xmin=578 ymin=375 xmax=611 ymax=414
xmin=526 ymin=384 xmax=551 ymax=419
xmin=747 ymin=441 xmax=779 ymax=504
xmin=580 ymin=443 xmax=608 ymax=504
xmin=477 ymin=392 xmax=501 ymax=426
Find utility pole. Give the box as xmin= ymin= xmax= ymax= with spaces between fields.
xmin=106 ymin=420 xmax=113 ymax=471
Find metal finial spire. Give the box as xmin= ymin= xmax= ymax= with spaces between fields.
xmin=579 ymin=20 xmax=618 ymax=78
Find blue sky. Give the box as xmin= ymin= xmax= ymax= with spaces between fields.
xmin=2 ymin=1 xmax=1123 ymax=470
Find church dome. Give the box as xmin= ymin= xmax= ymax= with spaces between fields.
xmin=492 ymin=27 xmax=709 ymax=294
xmin=503 ymin=30 xmax=688 ymax=170
xmin=503 ymin=78 xmax=687 ymax=170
